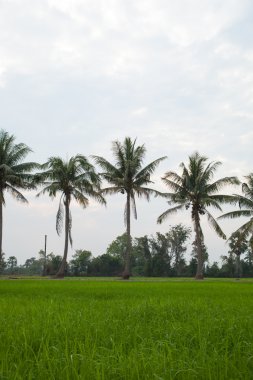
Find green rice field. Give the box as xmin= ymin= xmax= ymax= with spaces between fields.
xmin=0 ymin=278 xmax=253 ymax=379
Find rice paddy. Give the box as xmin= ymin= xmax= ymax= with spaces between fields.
xmin=0 ymin=278 xmax=253 ymax=379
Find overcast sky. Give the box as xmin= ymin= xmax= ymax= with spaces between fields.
xmin=0 ymin=0 xmax=252 ymax=265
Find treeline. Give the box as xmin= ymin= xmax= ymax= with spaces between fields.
xmin=1 ymin=129 xmax=253 ymax=280
xmin=3 ymin=224 xmax=253 ymax=278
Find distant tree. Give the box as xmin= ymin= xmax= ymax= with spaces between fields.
xmin=36 ymin=155 xmax=105 ymax=278
xmin=38 ymin=249 xmax=48 ymax=276
xmin=23 ymin=257 xmax=42 ymax=275
xmin=0 ymin=130 xmax=38 ymax=264
xmin=106 ymin=234 xmax=151 ymax=276
xmin=191 ymin=239 xmax=209 ymax=263
xmin=149 ymin=233 xmax=172 ymax=276
xmin=106 ymin=233 xmax=127 ymax=264
xmin=131 ymin=236 xmax=151 ymax=276
xmin=158 ymin=152 xmax=239 ymax=279
xmin=70 ymin=249 xmax=92 ymax=276
xmin=167 ymin=224 xmax=191 ymax=276
xmin=220 ymin=253 xmax=235 ymax=278
xmin=228 ymin=231 xmax=248 ymax=279
xmin=244 ymin=237 xmax=253 ymax=276
xmin=93 ymin=137 xmax=166 ymax=279
xmin=206 ymin=261 xmax=220 ymax=277
xmin=7 ymin=256 xmax=17 ymax=274
xmin=135 ymin=236 xmax=152 ymax=276
xmin=45 ymin=253 xmax=63 ymax=275
xmin=88 ymin=254 xmax=122 ymax=276
xmin=187 ymin=257 xmax=198 ymax=277
xmin=0 ymin=252 xmax=6 ymax=274
xmin=131 ymin=226 xmax=191 ymax=277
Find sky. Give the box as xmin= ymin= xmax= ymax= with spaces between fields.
xmin=0 ymin=0 xmax=252 ymax=265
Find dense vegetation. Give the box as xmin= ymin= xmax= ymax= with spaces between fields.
xmin=1 ymin=279 xmax=253 ymax=379
xmin=0 ymin=129 xmax=253 ymax=279
xmin=2 ymin=227 xmax=253 ymax=278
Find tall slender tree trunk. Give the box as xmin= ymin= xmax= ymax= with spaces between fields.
xmin=56 ymin=198 xmax=70 ymax=278
xmin=193 ymin=210 xmax=204 ymax=280
xmin=235 ymin=254 xmax=241 ymax=279
xmin=0 ymin=201 xmax=3 ymax=271
xmin=122 ymin=192 xmax=131 ymax=279
xmin=175 ymin=248 xmax=181 ymax=276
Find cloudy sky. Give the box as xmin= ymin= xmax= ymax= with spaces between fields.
xmin=0 ymin=0 xmax=252 ymax=264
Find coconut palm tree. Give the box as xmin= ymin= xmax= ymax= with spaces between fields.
xmin=157 ymin=152 xmax=239 ymax=279
xmin=0 ymin=129 xmax=38 ymax=263
xmin=93 ymin=137 xmax=166 ymax=279
xmin=219 ymin=174 xmax=253 ymax=242
xmin=37 ymin=155 xmax=105 ymax=278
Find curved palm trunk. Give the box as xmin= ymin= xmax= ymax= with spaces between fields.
xmin=122 ymin=192 xmax=131 ymax=279
xmin=235 ymin=254 xmax=241 ymax=279
xmin=56 ymin=198 xmax=70 ymax=278
xmin=0 ymin=201 xmax=3 ymax=272
xmin=193 ymin=210 xmax=204 ymax=280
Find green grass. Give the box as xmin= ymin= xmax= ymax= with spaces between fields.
xmin=0 ymin=279 xmax=253 ymax=379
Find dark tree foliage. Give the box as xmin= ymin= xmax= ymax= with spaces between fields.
xmin=69 ymin=250 xmax=92 ymax=276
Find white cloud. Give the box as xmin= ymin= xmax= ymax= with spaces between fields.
xmin=240 ymin=131 xmax=253 ymax=144
xmin=0 ymin=0 xmax=253 ymax=263
xmin=131 ymin=107 xmax=148 ymax=116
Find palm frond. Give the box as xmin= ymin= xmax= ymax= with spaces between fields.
xmin=56 ymin=197 xmax=64 ymax=236
xmin=36 ymin=183 xmax=62 ymax=198
xmin=201 ymin=197 xmax=223 ymax=211
xmin=134 ymin=186 xmax=167 ymax=200
xmin=100 ymin=186 xmax=124 ymax=196
xmin=5 ymin=185 xmax=28 ymax=203
xmin=208 ymin=194 xmax=240 ymax=206
xmin=112 ymin=140 xmax=126 ymax=170
xmin=237 ymin=195 xmax=253 ymax=209
xmin=205 ymin=209 xmax=226 ymax=239
xmin=157 ymin=204 xmax=186 ymax=224
xmin=135 ymin=156 xmax=167 ymax=181
xmin=201 ymin=161 xmax=221 ymax=182
xmin=7 ymin=144 xmax=33 ymax=167
xmin=72 ymin=190 xmax=89 ymax=208
xmin=161 ymin=177 xmax=185 ymax=193
xmin=163 ymin=171 xmax=183 ymax=184
xmin=242 ymin=174 xmax=253 ymax=199
xmin=92 ymin=155 xmax=121 ymax=177
xmin=206 ymin=177 xmax=240 ymax=193
xmin=231 ymin=218 xmax=253 ymax=241
xmin=218 ymin=210 xmax=253 ymax=220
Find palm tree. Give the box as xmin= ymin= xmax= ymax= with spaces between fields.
xmin=93 ymin=137 xmax=166 ymax=279
xmin=37 ymin=155 xmax=105 ymax=278
xmin=227 ymin=231 xmax=248 ymax=279
xmin=0 ymin=129 xmax=38 ymax=263
xmin=157 ymin=152 xmax=239 ymax=279
xmin=219 ymin=173 xmax=253 ymax=244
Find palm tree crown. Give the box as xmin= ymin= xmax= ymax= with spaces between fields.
xmin=219 ymin=173 xmax=253 ymax=240
xmin=37 ymin=155 xmax=105 ymax=277
xmin=93 ymin=137 xmax=166 ymax=278
xmin=0 ymin=129 xmax=37 ymax=202
xmin=157 ymin=152 xmax=239 ymax=279
xmin=0 ymin=129 xmax=38 ymax=262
